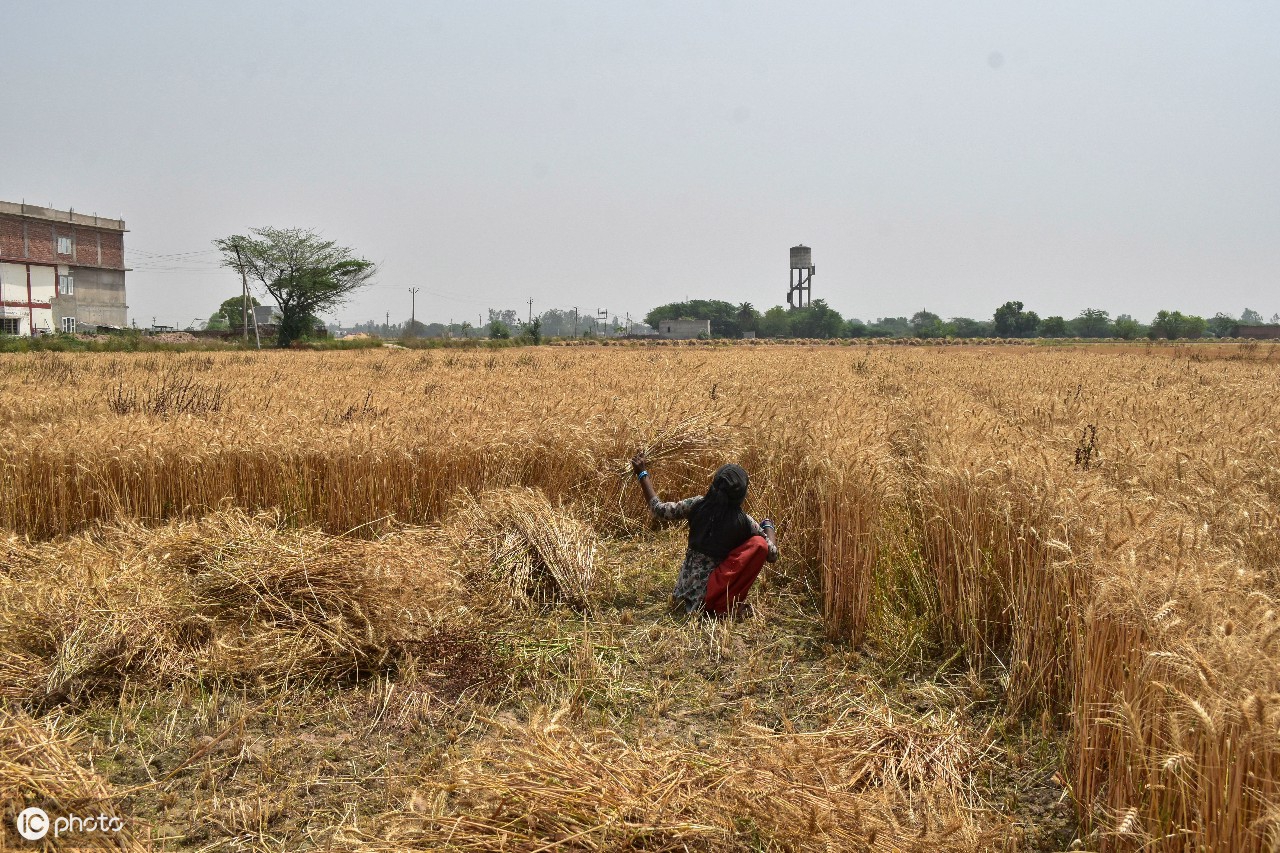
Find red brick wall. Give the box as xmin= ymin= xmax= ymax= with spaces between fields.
xmin=100 ymin=231 xmax=124 ymax=269
xmin=25 ymin=222 xmax=55 ymax=263
xmin=74 ymin=227 xmax=101 ymax=265
xmin=0 ymin=216 xmax=22 ymax=258
xmin=1238 ymin=325 xmax=1280 ymax=340
xmin=0 ymin=214 xmax=123 ymax=268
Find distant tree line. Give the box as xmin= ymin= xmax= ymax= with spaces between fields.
xmin=642 ymin=299 xmax=1279 ymax=340
xmin=315 ymin=306 xmax=624 ymax=342
xmin=208 ymin=290 xmax=1275 ymax=344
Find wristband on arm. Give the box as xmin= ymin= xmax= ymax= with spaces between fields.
xmin=636 ymin=470 xmax=649 ymax=480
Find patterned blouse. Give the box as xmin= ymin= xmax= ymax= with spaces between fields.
xmin=649 ymin=496 xmax=778 ymax=613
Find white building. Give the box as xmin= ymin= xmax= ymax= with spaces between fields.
xmin=656 ymin=319 xmax=710 ymax=339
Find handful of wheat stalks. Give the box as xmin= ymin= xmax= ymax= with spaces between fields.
xmin=614 ymin=411 xmax=726 ymax=479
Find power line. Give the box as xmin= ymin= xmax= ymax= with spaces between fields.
xmin=130 ymin=248 xmax=221 ymax=259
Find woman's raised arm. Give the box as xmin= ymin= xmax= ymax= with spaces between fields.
xmin=631 ymin=452 xmax=658 ymax=506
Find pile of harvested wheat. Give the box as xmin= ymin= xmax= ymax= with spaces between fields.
xmin=0 ymin=511 xmax=456 ymax=703
xmin=452 ymin=488 xmax=602 ymax=608
xmin=352 ymin=706 xmax=1010 ymax=852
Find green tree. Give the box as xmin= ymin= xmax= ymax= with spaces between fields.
xmin=758 ymin=306 xmax=791 ymax=337
xmin=1112 ymin=314 xmax=1143 ymax=339
xmin=488 ymin=309 xmax=519 ymax=329
xmin=535 ymin=309 xmax=575 ymax=337
xmin=949 ymin=317 xmax=993 ymax=337
xmin=1240 ymin=308 xmax=1265 ymax=325
xmin=736 ymin=302 xmax=759 ymax=335
xmin=1207 ymin=313 xmax=1239 ymax=338
xmin=1038 ymin=316 xmax=1069 ymax=337
xmin=790 ymin=299 xmax=845 ymax=338
xmin=214 ymin=294 xmax=262 ymax=328
xmin=489 ymin=320 xmax=511 ymax=339
xmin=205 ymin=313 xmax=230 ymax=331
xmin=215 ymin=228 xmax=376 ymax=347
xmin=867 ymin=317 xmax=911 ymax=337
xmin=910 ymin=310 xmax=948 ymax=338
xmin=993 ymin=301 xmax=1040 ymax=337
xmin=1070 ymin=308 xmax=1111 ymax=338
xmin=844 ymin=318 xmax=869 ymax=338
xmin=523 ymin=317 xmax=542 ymax=344
xmin=1149 ymin=310 xmax=1207 ymax=340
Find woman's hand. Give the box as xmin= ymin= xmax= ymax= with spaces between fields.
xmin=631 ymin=451 xmax=658 ymax=504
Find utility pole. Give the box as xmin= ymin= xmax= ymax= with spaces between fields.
xmin=232 ymin=240 xmax=249 ymax=342
xmin=573 ymin=306 xmax=579 ymax=338
xmin=528 ymin=298 xmax=533 ymax=325
xmin=597 ymin=308 xmax=607 ymax=336
xmin=409 ymin=287 xmax=419 ymax=331
xmin=249 ymin=295 xmax=261 ymax=349
xmin=385 ymin=311 xmax=390 ymax=336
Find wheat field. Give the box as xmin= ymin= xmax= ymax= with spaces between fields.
xmin=1 ymin=342 xmax=1277 ymax=851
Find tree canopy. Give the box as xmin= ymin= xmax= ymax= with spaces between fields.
xmin=217 ymin=294 xmax=261 ymax=322
xmin=1069 ymin=309 xmax=1111 ymax=338
xmin=1148 ymin=310 xmax=1207 ymax=340
xmin=214 ymin=228 xmax=376 ymax=347
xmin=993 ymin=301 xmax=1041 ymax=337
xmin=1038 ymin=316 xmax=1068 ymax=337
xmin=1207 ymin=313 xmax=1239 ymax=338
xmin=910 ymin=310 xmax=948 ymax=338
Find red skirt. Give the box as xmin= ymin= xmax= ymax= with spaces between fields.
xmin=703 ymin=535 xmax=769 ymax=615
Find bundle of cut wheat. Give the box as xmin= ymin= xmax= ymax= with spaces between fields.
xmin=453 ymin=488 xmax=600 ymax=608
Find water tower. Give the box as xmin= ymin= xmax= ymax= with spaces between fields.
xmin=787 ymin=245 xmax=814 ymax=308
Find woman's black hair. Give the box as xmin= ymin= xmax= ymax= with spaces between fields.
xmin=687 ymin=463 xmax=755 ymax=560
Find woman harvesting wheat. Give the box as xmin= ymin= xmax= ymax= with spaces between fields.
xmin=631 ymin=454 xmax=779 ymax=615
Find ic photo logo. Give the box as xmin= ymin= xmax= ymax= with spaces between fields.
xmin=13 ymin=806 xmax=125 ymax=842
xmin=15 ymin=808 xmax=48 ymax=841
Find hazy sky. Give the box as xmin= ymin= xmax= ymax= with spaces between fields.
xmin=3 ymin=1 xmax=1277 ymax=328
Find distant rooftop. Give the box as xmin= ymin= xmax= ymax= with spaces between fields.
xmin=0 ymin=200 xmax=126 ymax=232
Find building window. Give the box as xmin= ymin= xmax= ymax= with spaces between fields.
xmin=57 ymin=236 xmax=72 ymax=255
xmin=0 ymin=318 xmax=20 ymax=336
xmin=61 ymin=317 xmax=77 ymax=334
xmin=58 ymin=274 xmax=75 ymax=295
